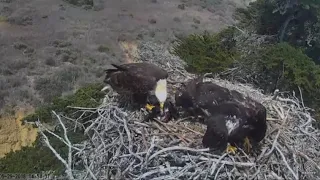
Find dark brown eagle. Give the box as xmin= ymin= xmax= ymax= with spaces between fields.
xmin=103 ymin=62 xmax=176 ymax=122
xmin=175 ymin=76 xmax=267 ymax=154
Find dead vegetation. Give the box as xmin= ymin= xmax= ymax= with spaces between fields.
xmin=34 ymin=41 xmax=320 ymax=179
xmin=0 ymin=0 xmax=242 ymax=114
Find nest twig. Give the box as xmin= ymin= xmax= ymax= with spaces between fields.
xmin=35 ymin=41 xmax=320 ymax=180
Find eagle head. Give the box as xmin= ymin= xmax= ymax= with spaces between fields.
xmin=145 ymin=95 xmax=177 ymax=123
xmin=174 ymin=89 xmax=193 ymax=109
xmin=154 ymin=79 xmax=168 ymax=113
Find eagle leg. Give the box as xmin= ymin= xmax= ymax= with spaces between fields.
xmin=143 ymin=112 xmax=155 ymax=122
xmin=143 ymin=104 xmax=158 ymax=122
xmin=243 ymin=136 xmax=252 ymax=153
xmin=226 ymin=143 xmax=237 ymax=154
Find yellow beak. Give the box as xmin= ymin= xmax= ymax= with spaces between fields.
xmin=160 ymin=102 xmax=164 ymax=109
xmin=160 ymin=102 xmax=164 ymax=115
xmin=145 ymin=104 xmax=155 ymax=111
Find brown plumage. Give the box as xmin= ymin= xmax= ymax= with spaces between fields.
xmin=103 ymin=62 xmax=176 ymax=122
xmin=175 ymin=76 xmax=267 ymax=153
xmin=104 ymin=62 xmax=168 ymax=95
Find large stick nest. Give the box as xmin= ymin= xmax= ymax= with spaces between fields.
xmin=40 ymin=41 xmax=320 ymax=180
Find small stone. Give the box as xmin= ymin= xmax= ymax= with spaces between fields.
xmin=178 ymin=4 xmax=185 ymax=10
xmin=148 ymin=18 xmax=157 ymax=24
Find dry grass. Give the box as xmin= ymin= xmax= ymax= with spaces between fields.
xmin=0 ymin=0 xmax=249 ymax=112
xmin=34 ymin=41 xmax=320 ymax=179
xmin=0 ymin=16 xmax=7 ymax=22
xmin=119 ymin=41 xmax=140 ymax=63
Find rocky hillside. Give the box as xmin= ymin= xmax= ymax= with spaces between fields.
xmin=34 ymin=40 xmax=320 ymax=179
xmin=1 ymin=1 xmax=320 ymax=179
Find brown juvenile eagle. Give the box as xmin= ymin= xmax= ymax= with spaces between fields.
xmin=103 ymin=62 xmax=172 ymax=121
xmin=201 ymin=100 xmax=267 ymax=154
xmin=175 ymin=76 xmax=267 ymax=154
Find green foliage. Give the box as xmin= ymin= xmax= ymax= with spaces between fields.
xmin=24 ymin=83 xmax=105 ymax=124
xmin=0 ymin=83 xmax=104 ymax=175
xmin=0 ymin=140 xmax=63 ymax=174
xmin=97 ymin=45 xmax=110 ymax=53
xmin=0 ymin=16 xmax=7 ymax=22
xmin=172 ymin=27 xmax=239 ymax=74
xmin=0 ymin=130 xmax=87 ymax=175
xmin=234 ymin=0 xmax=284 ymax=35
xmin=234 ymin=0 xmax=320 ymax=63
xmin=243 ymin=43 xmax=320 ymax=105
xmin=35 ymin=65 xmax=84 ymax=102
xmin=64 ymin=0 xmax=93 ymax=6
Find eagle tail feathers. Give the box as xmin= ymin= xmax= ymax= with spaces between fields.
xmin=111 ymin=64 xmax=128 ymax=71
xmin=104 ymin=64 xmax=128 ymax=79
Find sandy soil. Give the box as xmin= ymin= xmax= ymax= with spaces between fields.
xmin=0 ymin=107 xmax=37 ymax=157
xmin=0 ymin=0 xmax=249 ymax=107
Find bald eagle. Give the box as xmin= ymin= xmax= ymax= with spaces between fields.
xmin=201 ymin=100 xmax=267 ymax=154
xmin=174 ymin=76 xmax=235 ymax=118
xmin=103 ymin=62 xmax=173 ymax=121
xmin=175 ymin=77 xmax=267 ymax=154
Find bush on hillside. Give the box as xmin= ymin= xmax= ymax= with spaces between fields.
xmin=172 ymin=27 xmax=239 ymax=74
xmin=24 ymin=83 xmax=105 ymax=124
xmin=0 ymin=83 xmax=105 ymax=175
xmin=64 ymin=0 xmax=93 ymax=6
xmin=234 ymin=0 xmax=284 ymax=35
xmin=34 ymin=65 xmax=84 ymax=102
xmin=237 ymin=42 xmax=320 ymax=106
xmin=234 ymin=0 xmax=320 ymax=63
xmin=0 ymin=130 xmax=86 ymax=175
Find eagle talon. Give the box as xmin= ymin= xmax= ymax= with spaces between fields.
xmin=226 ymin=144 xmax=237 ymax=154
xmin=243 ymin=137 xmax=252 ymax=153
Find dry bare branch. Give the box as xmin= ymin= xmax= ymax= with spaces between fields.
xmin=36 ymin=41 xmax=320 ymax=180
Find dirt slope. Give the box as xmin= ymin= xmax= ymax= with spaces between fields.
xmin=0 ymin=0 xmax=248 ymax=108
xmin=0 ymin=0 xmax=250 ymax=156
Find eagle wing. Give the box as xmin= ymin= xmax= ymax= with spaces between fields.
xmin=202 ymin=114 xmax=228 ymax=149
xmin=194 ymin=82 xmax=234 ymax=108
xmin=115 ymin=63 xmax=168 ymax=80
xmin=105 ymin=63 xmax=167 ymax=94
xmin=127 ymin=71 xmax=158 ymax=92
xmin=246 ymin=101 xmax=267 ymax=142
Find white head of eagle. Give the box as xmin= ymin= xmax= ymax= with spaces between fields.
xmin=154 ymin=79 xmax=168 ymax=110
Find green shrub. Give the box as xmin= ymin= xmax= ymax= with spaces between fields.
xmin=234 ymin=0 xmax=284 ymax=35
xmin=0 ymin=140 xmax=64 ymax=174
xmin=0 ymin=130 xmax=86 ymax=175
xmin=234 ymin=0 xmax=320 ymax=63
xmin=35 ymin=65 xmax=83 ymax=102
xmin=97 ymin=45 xmax=110 ymax=53
xmin=172 ymin=27 xmax=239 ymax=74
xmin=0 ymin=16 xmax=7 ymax=22
xmin=0 ymin=83 xmax=105 ymax=175
xmin=24 ymin=83 xmax=105 ymax=124
xmin=241 ymin=42 xmax=320 ymax=106
xmin=64 ymin=0 xmax=93 ymax=6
